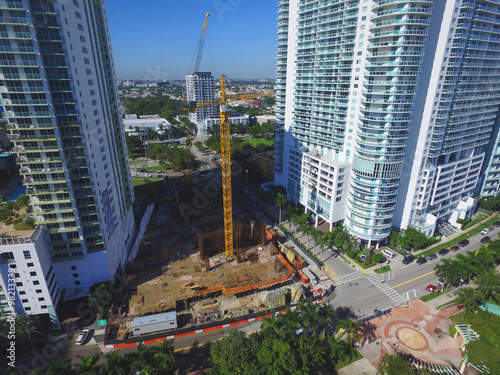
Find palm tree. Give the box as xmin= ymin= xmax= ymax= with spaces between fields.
xmin=283 ymin=205 xmax=295 ymax=230
xmin=74 ymin=354 xmax=100 ymax=375
xmin=274 ymin=193 xmax=288 ymax=225
xmin=298 ymin=300 xmax=325 ymax=336
xmin=260 ymin=313 xmax=284 ymax=337
xmin=128 ymin=343 xmax=153 ymax=374
xmin=277 ymin=307 xmax=300 ymax=337
xmin=434 ymin=258 xmax=462 ymax=291
xmin=302 ymin=224 xmax=313 ymax=248
xmin=336 ymin=318 xmax=360 ymax=348
xmin=475 ymin=245 xmax=497 ymax=267
xmin=295 ymin=214 xmax=309 ymax=235
xmin=325 ymin=333 xmax=347 ymax=366
xmin=15 ymin=314 xmax=40 ymax=340
xmin=150 ymin=340 xmax=178 ymax=375
xmin=316 ymin=235 xmax=329 ymax=261
xmin=456 ymin=254 xmax=480 ymax=283
xmin=100 ymin=350 xmax=128 ymax=375
xmin=47 ymin=358 xmax=73 ymax=375
xmin=291 ymin=214 xmax=300 ymax=234
xmin=476 ymin=268 xmax=500 ymax=303
xmin=317 ymin=303 xmax=337 ymax=328
xmin=454 ymin=287 xmax=481 ymax=317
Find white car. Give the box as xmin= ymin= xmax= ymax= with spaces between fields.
xmin=143 ymin=173 xmax=153 ymax=178
xmin=75 ymin=329 xmax=90 ymax=345
xmin=481 ymin=228 xmax=491 ymax=235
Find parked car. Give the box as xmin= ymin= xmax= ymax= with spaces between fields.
xmin=426 ymin=253 xmax=438 ymax=261
xmin=458 ymin=239 xmax=470 ymax=247
xmin=416 ymin=256 xmax=427 ymax=265
xmin=438 ymin=248 xmax=450 ymax=256
xmin=481 ymin=228 xmax=491 ymax=235
xmin=144 ymin=173 xmax=152 ymax=177
xmin=426 ymin=284 xmax=438 ymax=292
xmin=402 ymin=255 xmax=415 ymax=265
xmin=480 ymin=236 xmax=491 ymax=244
xmin=493 ymin=221 xmax=500 ymax=228
xmin=450 ymin=245 xmax=460 ymax=252
xmin=75 ymin=329 xmax=90 ymax=346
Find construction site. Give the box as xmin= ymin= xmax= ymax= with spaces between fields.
xmin=105 ymin=13 xmax=312 ymax=341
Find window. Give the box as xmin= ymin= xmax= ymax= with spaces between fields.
xmin=38 ymin=297 xmax=45 ymax=302
xmin=23 ymin=251 xmax=31 ymax=260
xmin=78 ymin=24 xmax=84 ymax=31
xmin=75 ymin=12 xmax=82 ymax=19
xmin=19 ymin=291 xmax=25 ymax=295
xmin=75 ymin=280 xmax=81 ymax=286
xmin=16 ymin=282 xmax=23 ymax=287
xmin=36 ymin=289 xmax=42 ymax=294
xmin=88 ymin=79 xmax=94 ymax=85
xmin=84 ymin=58 xmax=90 ymax=64
xmin=86 ymin=69 xmax=92 ymax=75
xmin=80 ymin=36 xmax=86 ymax=43
xmin=33 ymin=280 xmax=40 ymax=285
xmin=82 ymin=47 xmax=88 ymax=54
xmin=22 ymin=299 xmax=28 ymax=303
xmin=25 ymin=307 xmax=31 ymax=311
xmin=30 ymin=271 xmax=37 ymax=277
xmin=73 ymin=273 xmax=79 ymax=278
xmin=41 ymin=305 xmax=47 ymax=309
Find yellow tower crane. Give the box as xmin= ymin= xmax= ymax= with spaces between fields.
xmin=186 ymin=75 xmax=273 ymax=259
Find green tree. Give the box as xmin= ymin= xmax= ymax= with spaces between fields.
xmin=88 ymin=283 xmax=113 ymax=318
xmin=248 ymin=124 xmax=261 ymax=138
xmin=336 ymin=318 xmax=360 ymax=348
xmin=434 ymin=258 xmax=462 ymax=291
xmin=315 ymin=235 xmax=329 ymax=261
xmin=74 ymin=354 xmax=100 ymax=375
xmin=283 ymin=205 xmax=295 ymax=231
xmin=298 ymin=300 xmax=325 ymax=336
xmin=377 ymin=353 xmax=416 ymax=375
xmin=274 ymin=193 xmax=287 ymax=225
xmin=302 ymin=224 xmax=313 ymax=248
xmin=255 ymin=336 xmax=298 ymax=375
xmin=260 ymin=313 xmax=284 ymax=338
xmin=454 ymin=287 xmax=481 ymax=316
xmin=475 ymin=245 xmax=498 ymax=267
xmin=456 ymin=254 xmax=480 ymax=283
xmin=325 ymin=333 xmax=347 ymax=367
xmin=277 ymin=307 xmax=300 ymax=338
xmin=47 ymin=358 xmax=73 ymax=375
xmin=100 ymin=350 xmax=129 ymax=375
xmin=210 ymin=331 xmax=261 ymax=375
xmin=15 ymin=314 xmax=40 ymax=341
xmin=477 ymin=268 xmax=500 ymax=303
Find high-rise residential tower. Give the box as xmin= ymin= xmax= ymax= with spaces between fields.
xmin=186 ymin=72 xmax=217 ymax=135
xmin=275 ymin=0 xmax=500 ymax=246
xmin=0 ymin=0 xmax=135 ymax=290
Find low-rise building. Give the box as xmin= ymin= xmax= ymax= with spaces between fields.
xmin=124 ymin=114 xmax=171 ymax=136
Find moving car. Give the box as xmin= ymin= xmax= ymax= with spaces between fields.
xmin=426 ymin=253 xmax=438 ymax=261
xmin=381 ymin=249 xmax=396 ymax=259
xmin=402 ymin=255 xmax=415 ymax=265
xmin=438 ymin=248 xmax=450 ymax=256
xmin=480 ymin=236 xmax=491 ymax=244
xmin=426 ymin=284 xmax=437 ymax=292
xmin=458 ymin=239 xmax=469 ymax=247
xmin=173 ymin=169 xmax=181 ymax=172
xmin=416 ymin=257 xmax=427 ymax=265
xmin=75 ymin=329 xmax=90 ymax=346
xmin=450 ymin=246 xmax=460 ymax=252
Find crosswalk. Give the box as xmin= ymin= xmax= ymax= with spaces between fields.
xmin=318 ymin=272 xmax=364 ymax=289
xmin=366 ymin=275 xmax=407 ymax=306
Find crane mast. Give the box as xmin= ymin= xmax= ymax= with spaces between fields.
xmin=186 ymin=77 xmax=273 ymax=259
xmin=193 ymin=13 xmax=210 ymax=73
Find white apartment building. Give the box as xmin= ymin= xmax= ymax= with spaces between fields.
xmin=186 ymin=72 xmax=217 ymax=133
xmin=275 ymin=0 xmax=500 ymax=245
xmin=202 ymin=115 xmax=250 ymax=136
xmin=0 ymin=226 xmax=61 ymax=328
xmin=0 ymin=0 xmax=136 ymax=294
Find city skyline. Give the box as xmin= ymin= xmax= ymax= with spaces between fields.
xmin=105 ymin=0 xmax=278 ymax=80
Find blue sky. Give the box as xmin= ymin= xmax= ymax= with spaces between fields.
xmin=105 ymin=1 xmax=278 ymax=80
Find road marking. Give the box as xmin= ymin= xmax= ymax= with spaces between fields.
xmin=393 ymin=271 xmax=435 ymax=288
xmin=173 ymin=329 xmax=261 ymax=352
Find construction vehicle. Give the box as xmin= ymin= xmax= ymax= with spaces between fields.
xmin=186 ymin=77 xmax=272 ymax=259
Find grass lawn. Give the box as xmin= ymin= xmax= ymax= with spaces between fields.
xmin=419 ymin=216 xmax=499 ymax=257
xmin=335 ymin=348 xmax=363 ymax=371
xmin=374 ymin=265 xmax=391 ymax=274
xmin=243 ymin=138 xmax=275 ymax=148
xmin=132 ymin=178 xmax=163 ymax=203
xmin=419 ymin=286 xmax=451 ymax=302
xmin=449 ymin=311 xmax=465 ymax=324
xmin=143 ymin=165 xmax=172 ymax=171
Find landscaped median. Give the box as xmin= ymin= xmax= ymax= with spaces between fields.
xmin=418 ymin=215 xmax=499 ymax=257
